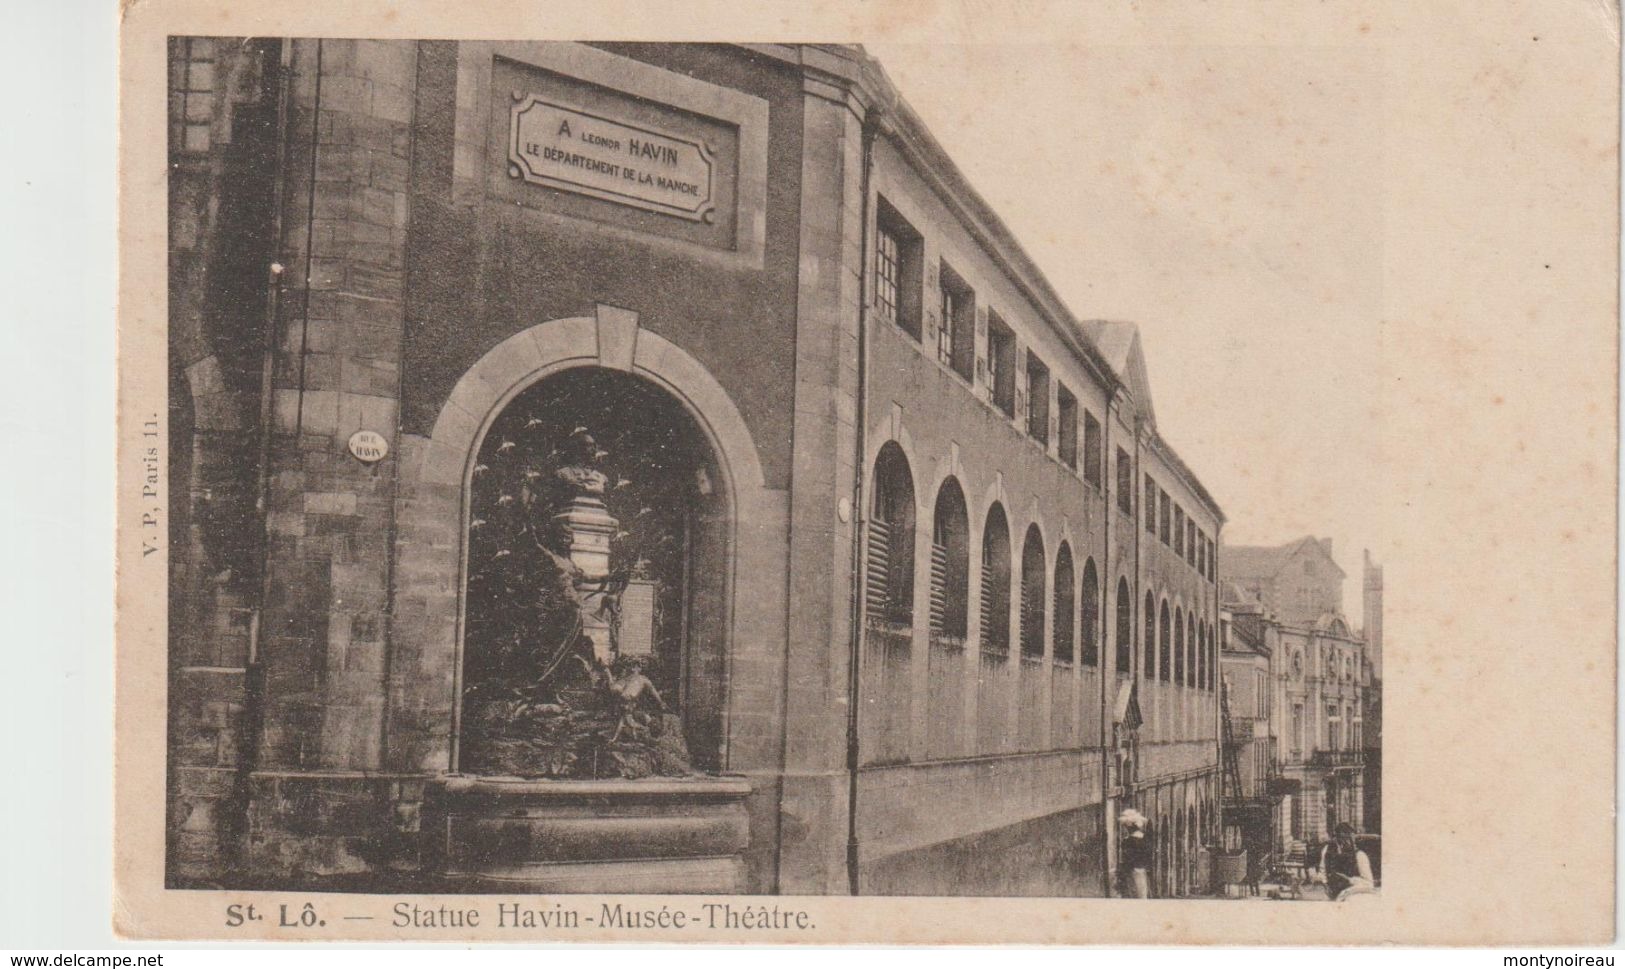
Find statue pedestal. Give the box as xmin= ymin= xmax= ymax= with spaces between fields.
xmin=553 ymin=491 xmax=619 ymax=663
xmin=425 ymin=775 xmax=752 ymax=893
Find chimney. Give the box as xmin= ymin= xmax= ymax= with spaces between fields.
xmin=1319 ymin=536 xmax=1334 ymax=558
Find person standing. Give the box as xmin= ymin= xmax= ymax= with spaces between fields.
xmin=1320 ymin=822 xmax=1375 ymax=900
xmin=1118 ymin=809 xmax=1154 ymax=899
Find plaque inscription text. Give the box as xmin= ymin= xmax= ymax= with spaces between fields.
xmin=508 ymin=93 xmax=717 ymax=222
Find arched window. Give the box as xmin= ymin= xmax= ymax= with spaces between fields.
xmin=929 ymin=478 xmax=970 ymax=642
xmin=980 ymin=503 xmax=1011 ymax=654
xmin=1159 ymin=599 xmax=1172 ymax=682
xmin=864 ymin=442 xmax=916 ymax=765
xmin=1115 ymin=578 xmax=1132 ymax=673
xmin=1199 ymin=622 xmax=1207 ymax=690
xmin=1196 ymin=622 xmax=1205 ymax=691
xmin=1080 ymin=557 xmax=1100 ymax=667
xmin=1173 ymin=606 xmax=1186 ymax=685
xmin=1186 ymin=612 xmax=1197 ymax=688
xmin=1206 ymin=622 xmax=1214 ymax=690
xmin=1019 ymin=525 xmax=1046 ymax=659
xmin=978 ymin=503 xmax=1013 ymax=754
xmin=1207 ymin=621 xmax=1215 ymax=690
xmin=927 ymin=478 xmax=970 ymax=760
xmin=1053 ymin=543 xmax=1075 ymax=665
xmin=867 ymin=443 xmax=916 ymax=626
xmin=1210 ymin=622 xmax=1218 ymax=690
xmin=1144 ymin=590 xmax=1156 ymax=678
xmin=1200 ymin=621 xmax=1208 ymax=690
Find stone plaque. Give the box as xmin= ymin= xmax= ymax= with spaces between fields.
xmin=615 ymin=578 xmax=657 ymax=657
xmin=508 ymin=93 xmax=716 ymax=222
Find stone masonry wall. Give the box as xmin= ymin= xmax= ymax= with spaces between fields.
xmin=245 ymin=39 xmax=419 ymax=877
xmin=167 ymin=37 xmax=283 ymax=884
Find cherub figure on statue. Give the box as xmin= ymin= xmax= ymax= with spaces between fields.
xmin=606 ymin=655 xmax=667 ymax=743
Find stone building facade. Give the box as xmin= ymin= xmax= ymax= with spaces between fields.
xmin=1360 ymin=550 xmax=1383 ymax=833
xmin=166 ymin=39 xmax=1224 ymax=896
xmin=1219 ymin=539 xmax=1378 ymax=853
xmin=1216 ymin=600 xmax=1284 ymax=880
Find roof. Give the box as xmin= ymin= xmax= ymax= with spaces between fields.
xmin=1079 ymin=320 xmax=1225 ymax=523
xmin=1220 ymin=544 xmax=1295 ymax=581
xmin=1312 ymin=612 xmax=1356 ymax=638
xmin=1085 ymin=319 xmax=1138 ymax=371
xmin=1080 ymin=319 xmax=1157 ymax=429
xmin=1221 ymin=581 xmax=1262 ymax=609
xmin=1146 ymin=433 xmax=1226 ymax=525
xmin=1226 ymin=613 xmax=1270 ymax=657
xmin=1220 ymin=536 xmax=1346 ymax=581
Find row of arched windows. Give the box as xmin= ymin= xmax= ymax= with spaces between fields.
xmin=1142 ymin=591 xmax=1216 ymax=691
xmin=868 ymin=442 xmax=1218 ymax=688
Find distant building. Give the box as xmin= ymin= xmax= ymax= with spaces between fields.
xmin=1361 ymin=550 xmax=1384 ymax=832
xmin=1219 ymin=538 xmax=1378 ymax=853
xmin=1217 ymin=593 xmax=1285 ymax=884
xmin=1222 ymin=536 xmax=1344 ymax=627
xmin=1274 ymin=611 xmax=1368 ymax=844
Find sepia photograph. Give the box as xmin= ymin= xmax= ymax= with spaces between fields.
xmin=161 ymin=37 xmax=1384 ymax=902
xmin=103 ymin=0 xmax=1618 ymax=945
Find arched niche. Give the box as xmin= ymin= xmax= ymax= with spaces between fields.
xmin=390 ymin=309 xmax=775 ymax=777
xmin=458 ymin=367 xmax=732 ymax=775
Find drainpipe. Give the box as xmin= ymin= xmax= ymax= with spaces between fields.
xmin=250 ymin=37 xmax=321 ymax=678
xmin=248 ymin=40 xmax=294 ymax=679
xmin=245 ymin=35 xmax=323 ymax=779
xmin=1131 ymin=420 xmax=1144 ymax=825
xmin=1212 ymin=523 xmax=1223 ymax=825
xmin=844 ymin=105 xmax=881 ymax=897
xmin=1097 ymin=393 xmax=1114 ymax=896
xmin=236 ymin=37 xmax=295 ymax=864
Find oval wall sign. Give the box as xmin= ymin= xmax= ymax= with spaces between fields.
xmin=347 ymin=430 xmax=389 ymax=463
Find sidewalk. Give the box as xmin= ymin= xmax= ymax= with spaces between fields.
xmin=1211 ymin=880 xmax=1332 ymax=901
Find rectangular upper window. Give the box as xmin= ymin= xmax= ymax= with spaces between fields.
xmin=987 ymin=312 xmax=1016 ymax=418
xmin=1057 ymin=386 xmax=1078 ymax=469
xmin=1174 ymin=506 xmax=1185 ymax=555
xmin=1117 ymin=448 xmax=1133 ymax=514
xmin=874 ymin=197 xmax=923 ymax=340
xmin=938 ymin=261 xmax=976 ymax=381
xmin=1083 ymin=411 xmax=1102 ymax=487
xmin=1187 ymin=520 xmax=1197 ymax=566
xmin=1145 ymin=475 xmax=1157 ymax=535
xmin=1159 ymin=490 xmax=1171 ymax=545
xmin=1025 ymin=352 xmax=1050 ymax=444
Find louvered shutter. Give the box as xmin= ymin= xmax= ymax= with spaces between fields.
xmin=929 ymin=541 xmax=949 ymax=636
xmin=866 ymin=518 xmax=891 ymax=615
